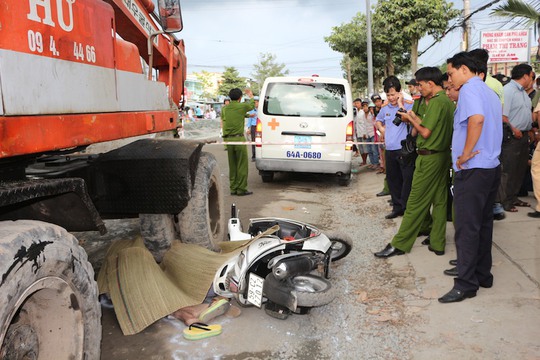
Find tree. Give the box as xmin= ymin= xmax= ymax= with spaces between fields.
xmin=492 ymin=0 xmax=540 ymax=32
xmin=217 ymin=67 xmax=246 ymax=97
xmin=251 ymin=53 xmax=289 ymax=94
xmin=325 ymin=12 xmax=410 ymax=93
xmin=492 ymin=0 xmax=540 ymax=63
xmin=194 ymin=70 xmax=217 ymax=100
xmin=374 ymin=0 xmax=460 ymax=73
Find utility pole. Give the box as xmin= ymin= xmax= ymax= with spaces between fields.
xmin=366 ymin=0 xmax=374 ymax=96
xmin=462 ymin=0 xmax=471 ymax=51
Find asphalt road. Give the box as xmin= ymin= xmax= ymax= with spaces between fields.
xmin=80 ymin=125 xmax=540 ymax=360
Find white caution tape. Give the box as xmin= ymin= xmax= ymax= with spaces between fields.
xmin=202 ymin=140 xmax=385 ymax=146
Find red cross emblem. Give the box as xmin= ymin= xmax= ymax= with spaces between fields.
xmin=268 ymin=118 xmax=280 ymax=130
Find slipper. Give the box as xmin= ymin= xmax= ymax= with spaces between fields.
xmin=225 ymin=304 xmax=242 ymax=318
xmin=198 ymin=298 xmax=230 ymax=323
xmin=513 ymin=200 xmax=530 ymax=207
xmin=183 ymin=322 xmax=222 ymax=340
xmin=505 ymin=206 xmax=518 ymax=213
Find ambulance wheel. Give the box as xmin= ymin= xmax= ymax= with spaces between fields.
xmin=260 ymin=171 xmax=274 ymax=183
xmin=337 ymin=173 xmax=351 ymax=186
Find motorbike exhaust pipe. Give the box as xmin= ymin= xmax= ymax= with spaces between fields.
xmin=272 ymin=255 xmax=318 ymax=280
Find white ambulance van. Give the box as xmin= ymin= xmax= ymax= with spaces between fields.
xmin=255 ymin=76 xmax=354 ymax=186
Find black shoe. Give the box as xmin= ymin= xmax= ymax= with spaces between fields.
xmin=237 ymin=191 xmax=253 ymax=196
xmin=493 ymin=212 xmax=506 ymax=220
xmin=376 ymin=191 xmax=390 ymax=197
xmin=428 ymin=245 xmax=444 ymax=256
xmin=230 ymin=192 xmax=237 ymax=196
xmin=527 ymin=211 xmax=540 ymax=218
xmin=385 ymin=210 xmax=404 ymax=219
xmin=417 ymin=231 xmax=430 ymax=237
xmin=449 ymin=259 xmax=457 ymax=266
xmin=374 ymin=243 xmax=405 ymax=258
xmin=443 ymin=266 xmax=458 ymax=276
xmin=438 ymin=288 xmax=476 ymax=303
xmin=421 ymin=236 xmax=430 ymax=246
xmin=479 ymin=281 xmax=493 ymax=288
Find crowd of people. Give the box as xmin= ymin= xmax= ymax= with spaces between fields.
xmin=217 ymin=56 xmax=539 ymax=304
xmin=183 ymin=105 xmax=218 ymax=122
xmin=361 ymin=48 xmax=539 ymax=303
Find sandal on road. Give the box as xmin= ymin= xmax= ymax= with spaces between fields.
xmin=513 ymin=200 xmax=530 ymax=207
xmin=505 ymin=206 xmax=518 ymax=213
xmin=183 ymin=322 xmax=222 ymax=340
xmin=198 ymin=298 xmax=230 ymax=323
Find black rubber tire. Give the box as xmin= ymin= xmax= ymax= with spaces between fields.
xmin=177 ymin=152 xmax=225 ymax=251
xmin=0 ymin=220 xmax=101 ymax=360
xmin=337 ymin=173 xmax=351 ymax=186
xmin=139 ymin=214 xmax=177 ymax=262
xmin=325 ymin=231 xmax=353 ymax=262
xmin=294 ymin=274 xmax=336 ymax=308
xmin=260 ymin=171 xmax=274 ymax=183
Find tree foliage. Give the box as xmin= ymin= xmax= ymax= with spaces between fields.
xmin=325 ymin=0 xmax=459 ymax=94
xmin=325 ymin=13 xmax=410 ymax=94
xmin=217 ymin=67 xmax=246 ymax=96
xmin=374 ymin=0 xmax=460 ymax=73
xmin=251 ymin=53 xmax=289 ymax=94
xmin=491 ymin=0 xmax=540 ymax=63
xmin=492 ymin=0 xmax=540 ymax=35
xmin=194 ymin=70 xmax=217 ymax=100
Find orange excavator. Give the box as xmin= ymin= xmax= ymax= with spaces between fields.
xmin=0 ymin=1 xmax=224 ymax=358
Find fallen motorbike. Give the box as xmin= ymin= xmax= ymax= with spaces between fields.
xmin=213 ymin=204 xmax=352 ymax=319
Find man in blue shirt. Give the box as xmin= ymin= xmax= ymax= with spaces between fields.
xmin=375 ymin=76 xmax=414 ymax=219
xmin=439 ymin=52 xmax=502 ymax=303
xmin=500 ymin=64 xmax=534 ymax=212
xmin=246 ymin=97 xmax=259 ymax=161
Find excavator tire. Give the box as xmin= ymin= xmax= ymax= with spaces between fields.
xmin=0 ymin=220 xmax=101 ymax=360
xmin=139 ymin=213 xmax=177 ymax=263
xmin=177 ymin=152 xmax=226 ymax=251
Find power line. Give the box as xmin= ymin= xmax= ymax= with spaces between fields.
xmin=420 ymin=0 xmax=503 ymax=56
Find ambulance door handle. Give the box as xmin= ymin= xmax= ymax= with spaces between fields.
xmin=281 ymin=131 xmax=326 ymax=137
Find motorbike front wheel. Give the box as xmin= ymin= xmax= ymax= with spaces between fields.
xmin=325 ymin=231 xmax=353 ymax=262
xmin=294 ymin=274 xmax=336 ymax=308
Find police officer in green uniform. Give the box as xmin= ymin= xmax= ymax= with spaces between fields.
xmin=222 ymin=88 xmax=255 ymax=196
xmin=375 ymin=67 xmax=455 ymax=258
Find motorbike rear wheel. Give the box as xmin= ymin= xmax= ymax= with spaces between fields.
xmin=325 ymin=231 xmax=353 ymax=262
xmin=294 ymin=274 xmax=335 ymax=308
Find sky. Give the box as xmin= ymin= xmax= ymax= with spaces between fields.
xmin=176 ymin=0 xmax=530 ymax=80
